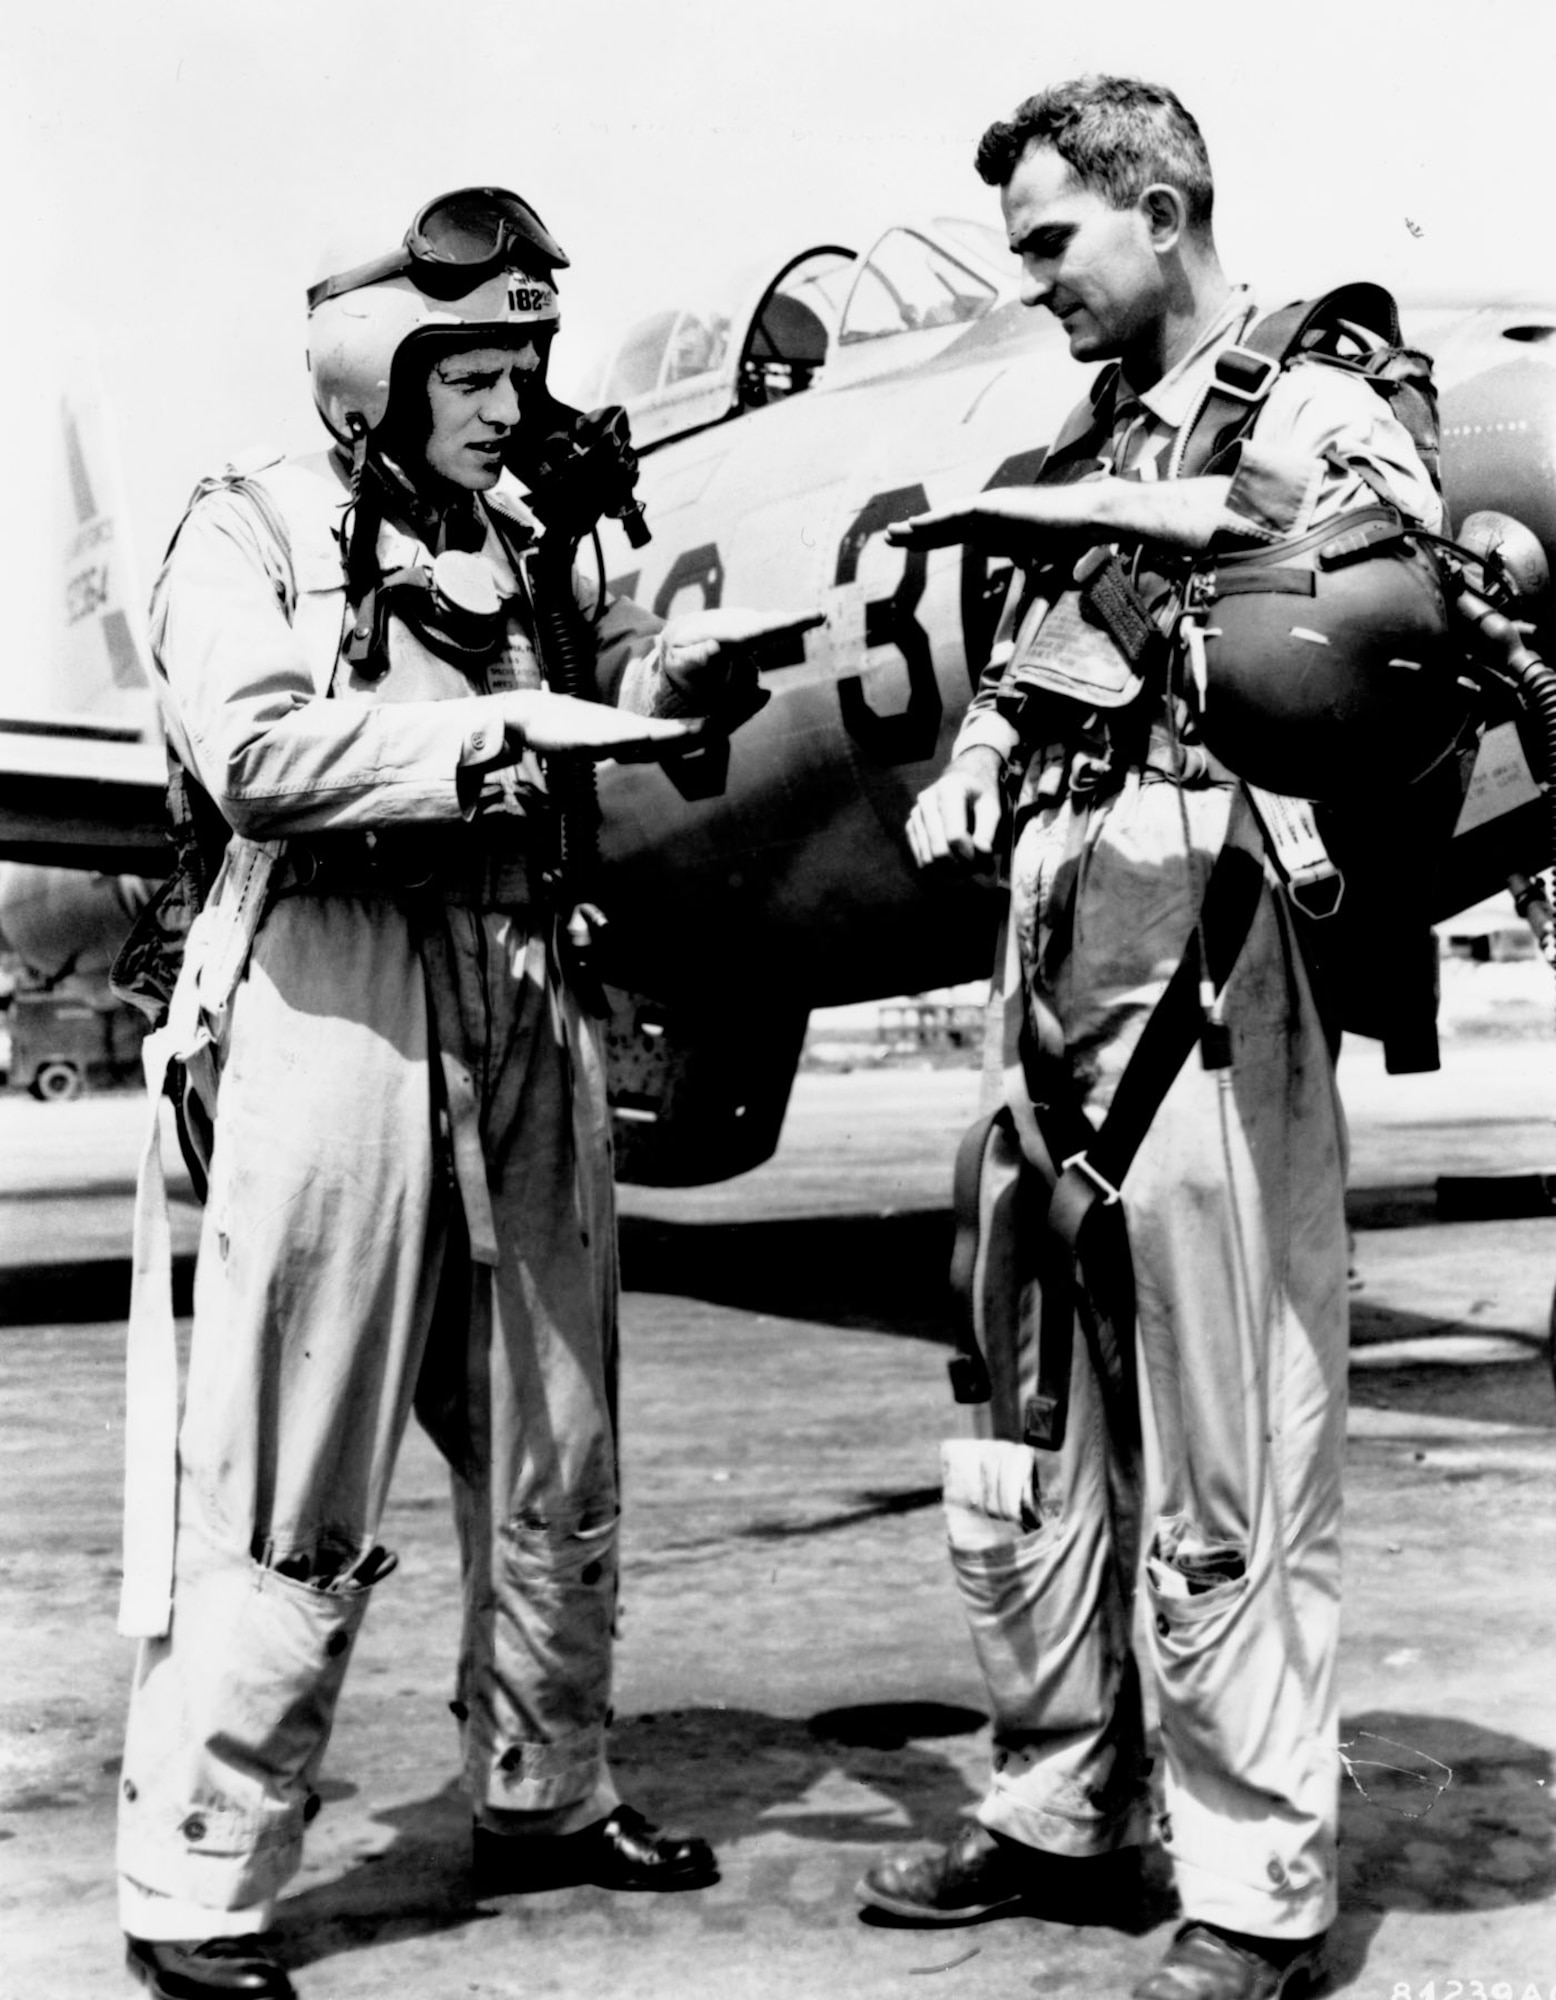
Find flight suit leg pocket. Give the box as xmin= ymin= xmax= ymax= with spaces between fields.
xmin=476 ymin=1509 xmax=619 ymax=1809
xmin=119 ymin=1551 xmax=380 ymax=1909
xmin=947 ymin=1509 xmax=1103 ymax=1739
xmin=1144 ymin=1541 xmax=1333 ymax=1920
xmin=1144 ymin=1552 xmax=1251 ymax=1754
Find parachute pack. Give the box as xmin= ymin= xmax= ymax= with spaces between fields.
xmin=1005 ymin=283 xmax=1522 ymax=1072
xmin=1169 ymin=283 xmax=1550 ymax=1071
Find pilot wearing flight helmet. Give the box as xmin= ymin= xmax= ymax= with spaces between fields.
xmin=115 ymin=187 xmax=765 ymax=2000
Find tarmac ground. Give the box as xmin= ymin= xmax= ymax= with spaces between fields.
xmin=2 ymin=999 xmax=1556 ymax=1999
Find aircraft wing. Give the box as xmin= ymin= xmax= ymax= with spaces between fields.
xmin=0 ymin=720 xmax=170 ymax=876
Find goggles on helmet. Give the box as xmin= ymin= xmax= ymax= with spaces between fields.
xmin=308 ymin=187 xmax=569 ymax=310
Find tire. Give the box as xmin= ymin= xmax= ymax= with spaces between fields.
xmin=1549 ymin=1277 xmax=1556 ymax=1401
xmin=31 ymin=1061 xmax=84 ymax=1102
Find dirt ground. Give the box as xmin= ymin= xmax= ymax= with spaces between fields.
xmin=2 ymin=1026 xmax=1554 ymax=1999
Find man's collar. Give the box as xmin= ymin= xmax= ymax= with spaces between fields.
xmin=1128 ymin=286 xmax=1257 ymax=428
xmin=363 ymin=450 xmax=487 ymax=554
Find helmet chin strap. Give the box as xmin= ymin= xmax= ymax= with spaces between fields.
xmin=370 ymin=446 xmax=485 ymax=552
xmin=335 ymin=423 xmax=494 ymax=680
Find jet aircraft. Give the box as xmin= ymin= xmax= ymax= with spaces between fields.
xmin=0 ymin=331 xmax=164 ymax=996
xmin=4 ymin=221 xmax=1554 ymax=1184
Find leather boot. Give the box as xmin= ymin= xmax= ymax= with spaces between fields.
xmin=856 ymin=1823 xmax=1139 ymax=1926
xmin=1132 ymin=1922 xmax=1327 ymax=1999
xmin=125 ymin=1934 xmax=296 ymax=1999
xmin=474 ymin=1803 xmax=718 ymax=1893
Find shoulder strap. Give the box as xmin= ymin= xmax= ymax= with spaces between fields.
xmin=234 ymin=455 xmax=353 ymax=697
xmin=1173 ymin=282 xmax=1405 ymax=482
xmin=1038 ymin=362 xmax=1126 ymax=484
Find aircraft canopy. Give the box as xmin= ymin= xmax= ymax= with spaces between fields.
xmin=580 ymin=218 xmax=1012 ymax=449
xmin=835 ymin=219 xmax=1005 ymax=346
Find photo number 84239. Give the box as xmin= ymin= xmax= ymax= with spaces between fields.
xmin=1389 ymin=1984 xmax=1556 ymax=1999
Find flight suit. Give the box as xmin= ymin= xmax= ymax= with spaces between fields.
xmin=945 ymin=289 xmax=1443 ymax=1938
xmin=116 ymin=449 xmax=668 ymax=1939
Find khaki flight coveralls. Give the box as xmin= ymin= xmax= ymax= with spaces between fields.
xmin=945 ymin=289 xmax=1443 ymax=1939
xmin=116 ymin=450 xmax=669 ymax=1939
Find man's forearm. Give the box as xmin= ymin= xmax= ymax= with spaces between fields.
xmin=950 ymin=741 xmax=1007 ymax=784
xmin=986 ymin=473 xmax=1236 ymax=551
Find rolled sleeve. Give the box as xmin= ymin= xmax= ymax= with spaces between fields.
xmin=1225 ymin=360 xmax=1444 ymax=539
xmin=1223 ymin=441 xmax=1325 ymax=543
xmin=952 ymin=704 xmax=1022 ymax=767
xmin=573 ymin=569 xmax=667 ymax=712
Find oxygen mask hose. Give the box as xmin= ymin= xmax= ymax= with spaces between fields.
xmin=1448 ymin=513 xmax=1556 ymax=998
xmin=525 ymin=538 xmax=608 ymax=1006
xmin=507 ymin=394 xmax=655 ymax=1011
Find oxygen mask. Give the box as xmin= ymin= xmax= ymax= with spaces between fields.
xmin=1455 ymin=509 xmax=1550 ymax=611
xmin=508 ymin=395 xmax=650 ymax=549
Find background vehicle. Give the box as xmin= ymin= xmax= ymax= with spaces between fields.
xmin=3 ymin=987 xmax=148 ymax=1101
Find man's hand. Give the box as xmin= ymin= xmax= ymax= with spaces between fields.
xmin=886 ymin=489 xmax=1090 ymax=553
xmin=661 ymin=606 xmax=821 ymax=670
xmin=905 ymin=747 xmax=1005 ymax=870
xmin=498 ymin=688 xmax=701 ymax=762
xmin=658 ymin=606 xmax=824 ymax=718
xmin=656 ymin=604 xmax=824 ymax=692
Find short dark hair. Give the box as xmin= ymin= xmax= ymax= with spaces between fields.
xmin=975 ymin=75 xmax=1214 ymax=233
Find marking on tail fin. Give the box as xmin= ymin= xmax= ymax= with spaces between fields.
xmin=101 ymin=610 xmax=145 ymax=690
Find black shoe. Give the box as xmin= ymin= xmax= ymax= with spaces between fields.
xmin=474 ymin=1804 xmax=719 ymax=1894
xmin=855 ymin=1823 xmax=1137 ymax=1927
xmin=125 ymin=1934 xmax=296 ymax=1999
xmin=1131 ymin=1923 xmax=1327 ymax=2000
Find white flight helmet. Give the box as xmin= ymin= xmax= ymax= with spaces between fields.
xmin=306 ymin=186 xmax=567 ymax=443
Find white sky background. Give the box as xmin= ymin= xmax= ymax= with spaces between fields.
xmin=4 ymin=0 xmax=1556 ymax=592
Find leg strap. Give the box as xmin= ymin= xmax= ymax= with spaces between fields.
xmin=1022 ymin=843 xmax=1267 ymax=1450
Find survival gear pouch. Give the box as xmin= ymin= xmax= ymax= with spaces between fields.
xmin=988 ymin=379 xmax=1174 ymax=726
xmin=1002 ymin=543 xmax=1169 ymax=713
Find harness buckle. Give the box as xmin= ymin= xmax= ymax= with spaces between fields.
xmin=1061 ymin=1150 xmax=1123 ymax=1206
xmin=1211 ymin=346 xmax=1280 ymax=404
xmin=1287 ymin=865 xmax=1346 ymax=920
xmin=1178 ymin=611 xmax=1219 ymax=710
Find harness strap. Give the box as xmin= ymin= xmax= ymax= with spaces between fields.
xmin=119 ymin=836 xmax=284 ymax=1638
xmin=119 ymin=1028 xmax=183 ymax=1639
xmin=1015 ymin=843 xmax=1266 ymax=1451
xmin=947 ymin=1107 xmax=999 ymax=1407
xmin=1173 ymin=283 xmax=1404 ymax=483
xmin=407 ymin=895 xmax=501 ymax=1268
xmin=1209 ymin=566 xmax=1316 ymax=599
xmin=1242 ymin=784 xmax=1345 ymax=917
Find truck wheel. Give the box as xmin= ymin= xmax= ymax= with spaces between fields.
xmin=31 ymin=1061 xmax=84 ymax=1102
xmin=1549 ymin=1277 xmax=1556 ymax=1400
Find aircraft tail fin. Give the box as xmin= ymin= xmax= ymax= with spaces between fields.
xmin=6 ymin=318 xmax=158 ymax=741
